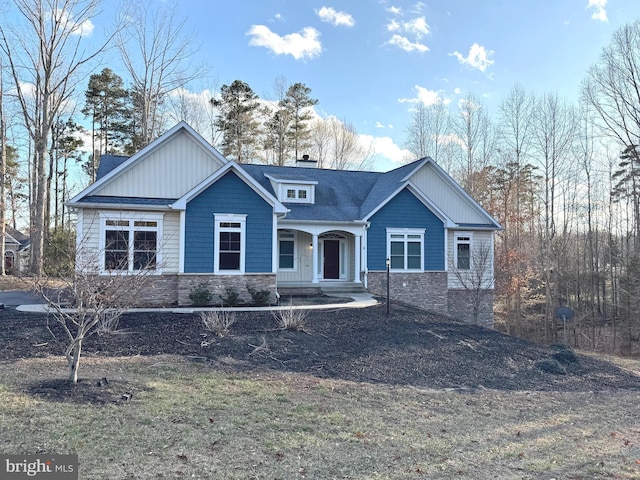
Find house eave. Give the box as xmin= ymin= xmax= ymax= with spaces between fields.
xmin=279 ymin=219 xmax=368 ymax=227
xmin=67 ymin=202 xmax=174 ymax=211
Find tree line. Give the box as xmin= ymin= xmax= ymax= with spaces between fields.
xmin=3 ymin=1 xmax=640 ymax=354
xmin=403 ymin=19 xmax=640 ymax=354
xmin=0 ymin=0 xmax=372 ymax=279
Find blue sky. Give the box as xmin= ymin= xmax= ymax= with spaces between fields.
xmin=168 ymin=0 xmax=640 ymax=170
xmin=60 ymin=0 xmax=640 ymax=171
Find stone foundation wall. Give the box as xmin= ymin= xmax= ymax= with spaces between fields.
xmin=447 ymin=289 xmax=494 ymax=328
xmin=367 ymin=271 xmax=449 ymax=315
xmin=177 ymin=273 xmax=277 ymax=306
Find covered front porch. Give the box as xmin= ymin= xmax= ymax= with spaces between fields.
xmin=275 ymin=223 xmax=367 ymax=294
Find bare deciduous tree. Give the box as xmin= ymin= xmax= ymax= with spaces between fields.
xmin=117 ymin=0 xmax=207 ymax=150
xmin=0 ymin=0 xmax=111 ymax=275
xmin=308 ymin=117 xmax=373 ymax=170
xmin=451 ymin=240 xmax=495 ymax=325
xmin=35 ymin=247 xmax=157 ymax=383
xmin=404 ymin=100 xmax=452 ymax=168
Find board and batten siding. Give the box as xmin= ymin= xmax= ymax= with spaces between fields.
xmin=277 ymin=231 xmax=314 ymax=283
xmin=447 ymin=230 xmax=494 ymax=289
xmin=184 ymin=171 xmax=274 ymax=273
xmin=94 ymin=131 xmax=225 ymax=199
xmin=409 ymin=162 xmax=489 ymax=225
xmin=367 ymin=188 xmax=445 ymax=271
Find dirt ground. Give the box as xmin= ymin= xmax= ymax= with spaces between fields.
xmin=2 ymin=299 xmax=640 ymax=404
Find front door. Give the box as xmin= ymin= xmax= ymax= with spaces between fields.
xmin=323 ymin=239 xmax=340 ymax=279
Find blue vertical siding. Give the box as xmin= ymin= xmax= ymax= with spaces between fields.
xmin=184 ymin=171 xmax=273 ymax=273
xmin=367 ymin=188 xmax=444 ymax=271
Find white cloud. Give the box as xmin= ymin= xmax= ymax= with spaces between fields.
xmin=359 ymin=134 xmax=413 ymax=165
xmin=388 ymin=34 xmax=429 ymax=53
xmin=587 ymin=0 xmax=608 ymax=22
xmin=450 ymin=43 xmax=494 ymax=72
xmin=404 ymin=16 xmax=430 ymax=38
xmin=55 ymin=9 xmax=94 ymax=36
xmin=246 ymin=25 xmax=322 ymax=60
xmin=317 ymin=7 xmax=355 ymax=27
xmin=375 ymin=121 xmax=385 ymax=129
xmin=387 ymin=6 xmax=402 ymax=15
xmin=398 ymin=86 xmax=450 ymax=106
xmin=387 ymin=19 xmax=400 ymax=32
xmin=385 ymin=11 xmax=430 ymax=52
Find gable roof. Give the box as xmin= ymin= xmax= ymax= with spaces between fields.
xmin=4 ymin=227 xmax=30 ymax=250
xmin=67 ymin=121 xmax=500 ymax=230
xmin=68 ymin=121 xmax=228 ymax=205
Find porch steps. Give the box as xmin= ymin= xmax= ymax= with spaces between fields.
xmin=276 ymin=282 xmax=366 ymax=297
xmin=320 ymin=284 xmax=366 ymax=295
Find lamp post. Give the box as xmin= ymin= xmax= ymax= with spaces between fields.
xmin=386 ymin=257 xmax=390 ymax=314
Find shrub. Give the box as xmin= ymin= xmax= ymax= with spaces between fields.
xmin=272 ymin=306 xmax=307 ymax=331
xmin=247 ymin=285 xmax=271 ymax=306
xmin=535 ymin=359 xmax=566 ymax=375
xmin=200 ymin=310 xmax=236 ymax=337
xmin=189 ymin=283 xmax=213 ymax=306
xmin=220 ymin=286 xmax=240 ymax=307
xmin=552 ymin=348 xmax=579 ymax=365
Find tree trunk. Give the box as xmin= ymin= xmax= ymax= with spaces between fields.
xmin=69 ymin=337 xmax=82 ymax=384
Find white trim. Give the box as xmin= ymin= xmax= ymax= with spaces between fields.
xmin=421 ymin=158 xmax=502 ymax=229
xmin=179 ymin=210 xmax=186 ymax=273
xmin=454 ymin=231 xmax=473 ymax=270
xmin=69 ymin=122 xmax=228 ymax=204
xmin=214 ymin=213 xmax=246 ymax=274
xmin=386 ymin=227 xmax=425 ymax=272
xmin=172 ymin=162 xmax=288 ymax=215
xmin=277 ymin=230 xmax=298 ymax=272
xmin=98 ymin=211 xmax=164 ymax=275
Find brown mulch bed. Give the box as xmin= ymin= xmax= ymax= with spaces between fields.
xmin=1 ymin=301 xmax=640 ymax=402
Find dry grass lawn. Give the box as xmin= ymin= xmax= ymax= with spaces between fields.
xmin=1 ymin=354 xmax=640 ymax=479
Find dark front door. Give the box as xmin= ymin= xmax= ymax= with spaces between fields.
xmin=323 ymin=240 xmax=340 ymax=279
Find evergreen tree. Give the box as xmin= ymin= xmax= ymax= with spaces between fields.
xmin=82 ymin=68 xmax=130 ymax=180
xmin=212 ymin=80 xmax=261 ymax=163
xmin=282 ymin=83 xmax=318 ymax=161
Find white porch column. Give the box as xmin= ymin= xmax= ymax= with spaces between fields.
xmin=311 ymin=234 xmax=319 ymax=283
xmin=354 ymin=234 xmax=362 ymax=283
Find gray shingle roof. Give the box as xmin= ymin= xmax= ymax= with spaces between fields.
xmin=242 ymin=164 xmax=409 ymax=221
xmin=96 ymin=155 xmax=129 ymax=180
xmin=80 ymin=196 xmax=177 ymax=206
xmin=90 ymin=154 xmax=425 ymax=222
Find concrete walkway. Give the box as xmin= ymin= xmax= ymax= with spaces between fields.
xmin=15 ymin=292 xmax=378 ymax=314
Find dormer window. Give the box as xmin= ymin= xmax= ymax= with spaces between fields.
xmin=265 ymin=174 xmax=317 ymax=204
xmin=281 ymin=184 xmax=313 ymax=203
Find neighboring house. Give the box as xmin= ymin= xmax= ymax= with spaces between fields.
xmin=67 ymin=122 xmax=502 ymax=326
xmin=3 ymin=226 xmax=30 ymax=273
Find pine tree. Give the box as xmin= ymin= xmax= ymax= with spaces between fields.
xmin=282 ymin=83 xmax=318 ymax=161
xmin=212 ymin=80 xmax=261 ymax=163
xmin=82 ymin=68 xmax=130 ymax=180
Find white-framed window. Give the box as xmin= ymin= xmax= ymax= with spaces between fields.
xmin=99 ymin=213 xmax=163 ymax=273
xmin=387 ymin=228 xmax=425 ymax=271
xmin=278 ymin=230 xmax=296 ymax=270
xmin=214 ymin=213 xmax=246 ymax=273
xmin=454 ymin=233 xmax=472 ymax=270
xmin=280 ymin=184 xmax=313 ymax=203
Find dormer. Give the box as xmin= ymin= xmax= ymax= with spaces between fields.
xmin=265 ymin=173 xmax=317 ymax=204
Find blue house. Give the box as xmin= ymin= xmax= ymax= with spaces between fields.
xmin=68 ymin=122 xmax=501 ymax=325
